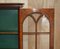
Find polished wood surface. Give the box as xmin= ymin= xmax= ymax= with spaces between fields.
xmin=0 ymin=3 xmax=24 ymax=9
xmin=0 ymin=32 xmax=18 ymax=35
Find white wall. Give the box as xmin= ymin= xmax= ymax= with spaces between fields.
xmin=28 ymin=0 xmax=54 ymax=8
xmin=20 ymin=0 xmax=28 ymax=8
xmin=0 ymin=0 xmax=19 ymax=3
xmin=20 ymin=0 xmax=54 ymax=8
xmin=55 ymin=0 xmax=60 ymax=49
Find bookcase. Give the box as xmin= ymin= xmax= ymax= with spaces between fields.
xmin=0 ymin=3 xmax=23 ymax=49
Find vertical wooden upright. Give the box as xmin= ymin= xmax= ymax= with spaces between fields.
xmin=18 ymin=3 xmax=24 ymax=49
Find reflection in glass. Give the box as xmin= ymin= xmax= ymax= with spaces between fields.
xmin=37 ymin=34 xmax=49 ymax=49
xmin=23 ymin=16 xmax=35 ymax=32
xmin=37 ymin=15 xmax=50 ymax=32
xmin=23 ymin=35 xmax=35 ymax=49
xmin=23 ymin=35 xmax=28 ymax=49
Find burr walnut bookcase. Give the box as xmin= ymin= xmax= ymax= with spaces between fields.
xmin=20 ymin=9 xmax=54 ymax=49
xmin=0 ymin=3 xmax=23 ymax=49
xmin=0 ymin=3 xmax=54 ymax=49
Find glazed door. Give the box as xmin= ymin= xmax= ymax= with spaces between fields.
xmin=19 ymin=9 xmax=54 ymax=49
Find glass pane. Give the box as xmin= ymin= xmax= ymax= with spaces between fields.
xmin=23 ymin=35 xmax=35 ymax=49
xmin=0 ymin=10 xmax=18 ymax=32
xmin=23 ymin=16 xmax=35 ymax=32
xmin=37 ymin=15 xmax=50 ymax=32
xmin=32 ymin=13 xmax=40 ymax=21
xmin=37 ymin=34 xmax=49 ymax=49
xmin=0 ymin=35 xmax=18 ymax=48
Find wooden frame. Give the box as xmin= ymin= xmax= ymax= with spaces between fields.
xmin=19 ymin=9 xmax=54 ymax=49
xmin=0 ymin=3 xmax=24 ymax=9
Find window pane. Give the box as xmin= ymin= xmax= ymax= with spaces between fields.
xmin=37 ymin=15 xmax=50 ymax=32
xmin=37 ymin=34 xmax=49 ymax=49
xmin=23 ymin=16 xmax=35 ymax=32
xmin=23 ymin=35 xmax=35 ymax=49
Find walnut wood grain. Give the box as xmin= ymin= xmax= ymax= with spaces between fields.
xmin=0 ymin=3 xmax=24 ymax=9
xmin=0 ymin=32 xmax=18 ymax=35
